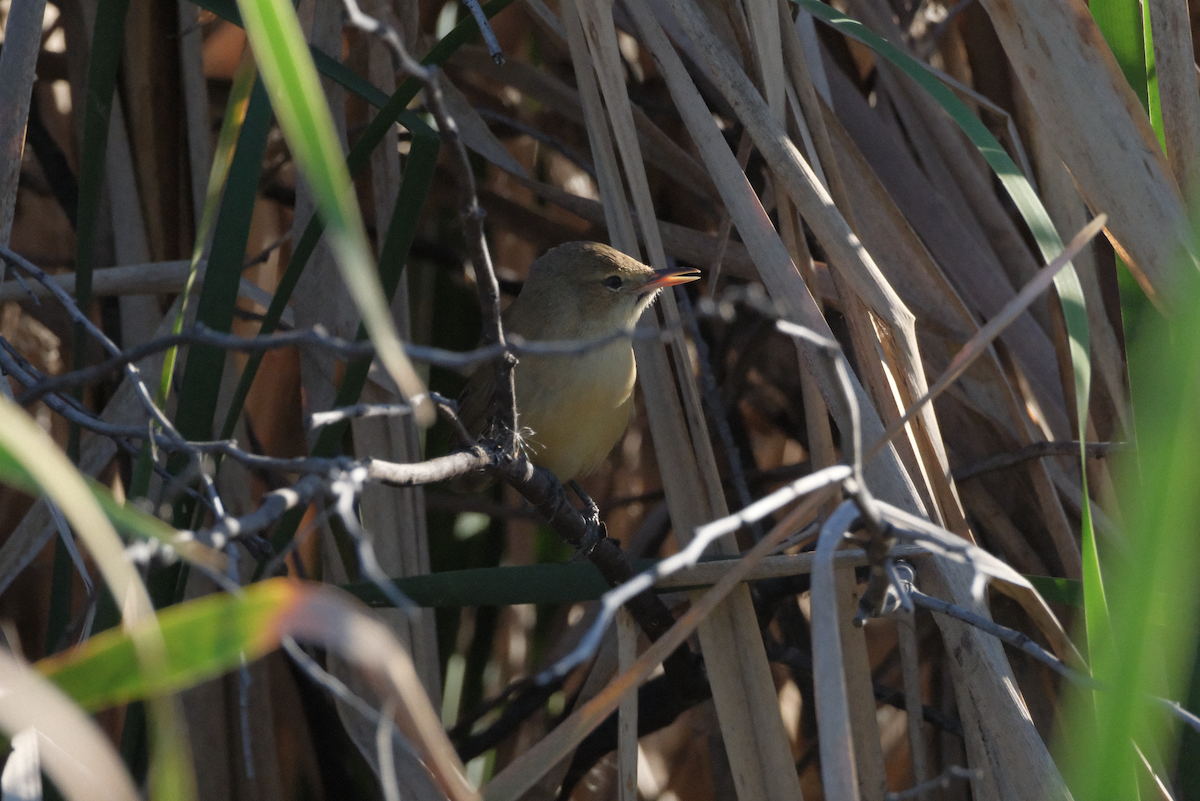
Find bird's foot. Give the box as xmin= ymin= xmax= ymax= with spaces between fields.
xmin=568 ymin=480 xmax=604 ymax=561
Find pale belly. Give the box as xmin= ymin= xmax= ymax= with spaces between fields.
xmin=514 ymin=343 xmax=636 ymax=481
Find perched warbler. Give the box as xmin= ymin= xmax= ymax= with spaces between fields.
xmin=457 ymin=242 xmax=700 ymax=483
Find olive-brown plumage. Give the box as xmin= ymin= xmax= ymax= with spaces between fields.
xmin=457 ymin=242 xmax=699 ymax=482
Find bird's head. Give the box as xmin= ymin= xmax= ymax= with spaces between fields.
xmin=519 ymin=242 xmax=701 ymax=336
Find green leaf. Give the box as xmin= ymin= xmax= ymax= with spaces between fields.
xmin=235 ymin=0 xmax=431 ymax=424
xmin=38 ymin=579 xmax=307 ymax=710
xmin=1061 ymin=268 xmax=1200 ymax=801
xmin=71 ymin=0 xmax=133 ymax=454
xmin=0 ymin=396 xmax=195 ymax=800
xmin=1024 ymin=575 xmax=1084 ymax=608
xmin=343 ymin=557 xmax=730 ymax=608
xmin=1091 ymin=0 xmax=1150 ymax=110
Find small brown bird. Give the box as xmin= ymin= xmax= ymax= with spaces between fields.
xmin=457 ymin=242 xmax=700 ymax=483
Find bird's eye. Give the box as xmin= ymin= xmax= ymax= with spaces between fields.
xmin=601 ymin=275 xmax=624 ymax=291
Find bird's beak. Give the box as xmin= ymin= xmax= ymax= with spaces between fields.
xmin=635 ymin=267 xmax=702 ymax=293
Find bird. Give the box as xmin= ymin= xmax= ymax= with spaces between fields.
xmin=456 ymin=241 xmax=701 ymax=484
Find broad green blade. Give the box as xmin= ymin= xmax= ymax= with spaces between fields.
xmin=235 ymin=0 xmax=432 ymax=425
xmin=38 ymin=579 xmax=308 ymax=710
xmin=70 ymin=0 xmax=132 ymax=459
xmin=0 ymin=396 xmax=195 ymax=800
xmin=1061 ymin=271 xmax=1200 ymax=801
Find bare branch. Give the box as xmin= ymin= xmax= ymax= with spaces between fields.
xmin=885 ymin=766 xmax=980 ymax=801
xmin=952 ymin=440 xmax=1127 ymax=482
xmin=909 ymin=588 xmax=1096 ymax=686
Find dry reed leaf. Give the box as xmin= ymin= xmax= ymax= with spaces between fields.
xmin=916 ymin=556 xmax=1067 ymax=799
xmin=449 ymin=45 xmax=717 ymax=201
xmin=568 ymin=1 xmax=805 ymax=797
xmin=290 ymin=0 xmax=355 ymax=432
xmin=178 ymin=0 xmax=212 ymax=229
xmin=0 ymin=261 xmax=295 ymax=326
xmin=0 ymin=0 xmax=44 ymax=254
xmin=835 ymin=566 xmax=888 ymax=800
xmin=440 ymin=73 xmax=530 ymax=179
xmin=507 ymin=175 xmax=759 ymax=277
xmin=1148 ymin=0 xmax=1200 ymax=211
xmin=826 ymin=63 xmax=1071 ymax=439
xmin=895 ymin=607 xmax=930 ymax=790
xmin=980 ymin=0 xmax=1195 ymax=308
xmin=1015 ymin=81 xmax=1130 ymax=437
xmin=0 ymin=293 xmax=204 ymax=596
xmin=629 ymin=0 xmax=926 ymax=513
xmin=364 ymin=36 xmax=441 ymax=699
xmin=810 ymin=502 xmax=863 ymax=801
xmin=0 ymin=650 xmax=140 ymax=801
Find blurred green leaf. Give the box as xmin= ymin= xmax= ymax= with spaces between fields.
xmin=0 ymin=446 xmax=224 ymax=572
xmin=0 ymin=397 xmax=195 ymax=800
xmin=235 ymin=0 xmax=431 ymax=425
xmin=1061 ymin=269 xmax=1200 ymax=801
xmin=38 ymin=579 xmax=306 ymax=710
xmin=344 ymin=557 xmax=734 ymax=608
xmin=1024 ymin=575 xmax=1084 ymax=608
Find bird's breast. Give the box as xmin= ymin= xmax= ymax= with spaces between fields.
xmin=513 ymin=342 xmax=637 ymax=481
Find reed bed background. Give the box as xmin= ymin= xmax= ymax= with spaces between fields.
xmin=0 ymin=0 xmax=1198 ymax=798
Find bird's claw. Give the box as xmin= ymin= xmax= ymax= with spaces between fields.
xmin=569 ymin=480 xmax=601 ymax=524
xmin=568 ymin=480 xmax=604 ymax=561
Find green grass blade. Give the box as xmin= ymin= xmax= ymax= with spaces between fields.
xmin=37 ymin=578 xmax=307 ymax=710
xmin=235 ymin=0 xmax=431 ymax=425
xmin=172 ymin=79 xmax=272 ymax=449
xmin=129 ymin=54 xmax=264 ymax=503
xmin=0 ymin=397 xmax=196 ymax=800
xmin=1061 ymin=271 xmax=1200 ymax=801
xmin=71 ymin=0 xmax=132 ymax=455
xmin=1142 ymin=0 xmax=1164 ymax=148
xmin=158 ymin=55 xmax=261 ymax=413
xmin=211 ymin=0 xmax=515 ymax=448
xmin=1091 ymin=0 xmax=1150 ymax=110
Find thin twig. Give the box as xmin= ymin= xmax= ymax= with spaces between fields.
xmin=0 ymin=245 xmax=227 ymax=517
xmin=885 ymin=765 xmax=980 ymax=801
xmin=538 ymin=464 xmax=852 ymax=682
xmin=459 ymin=0 xmax=506 ymax=63
xmin=909 ymin=589 xmax=1097 ymax=687
xmin=952 ymin=440 xmax=1127 ymax=482
xmin=12 ymin=317 xmax=679 ymax=406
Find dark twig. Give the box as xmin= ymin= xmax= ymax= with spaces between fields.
xmin=198 ymin=473 xmax=328 ymax=553
xmin=909 ymin=589 xmax=1097 ymax=687
xmin=886 ymin=765 xmax=980 ymax=801
xmin=13 ymin=317 xmax=678 ymax=406
xmin=951 ymin=440 xmax=1127 ymax=482
xmin=460 ymin=0 xmax=505 ymax=63
xmin=0 ymin=245 xmax=227 ymax=517
xmin=475 ymin=107 xmax=594 ymax=177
